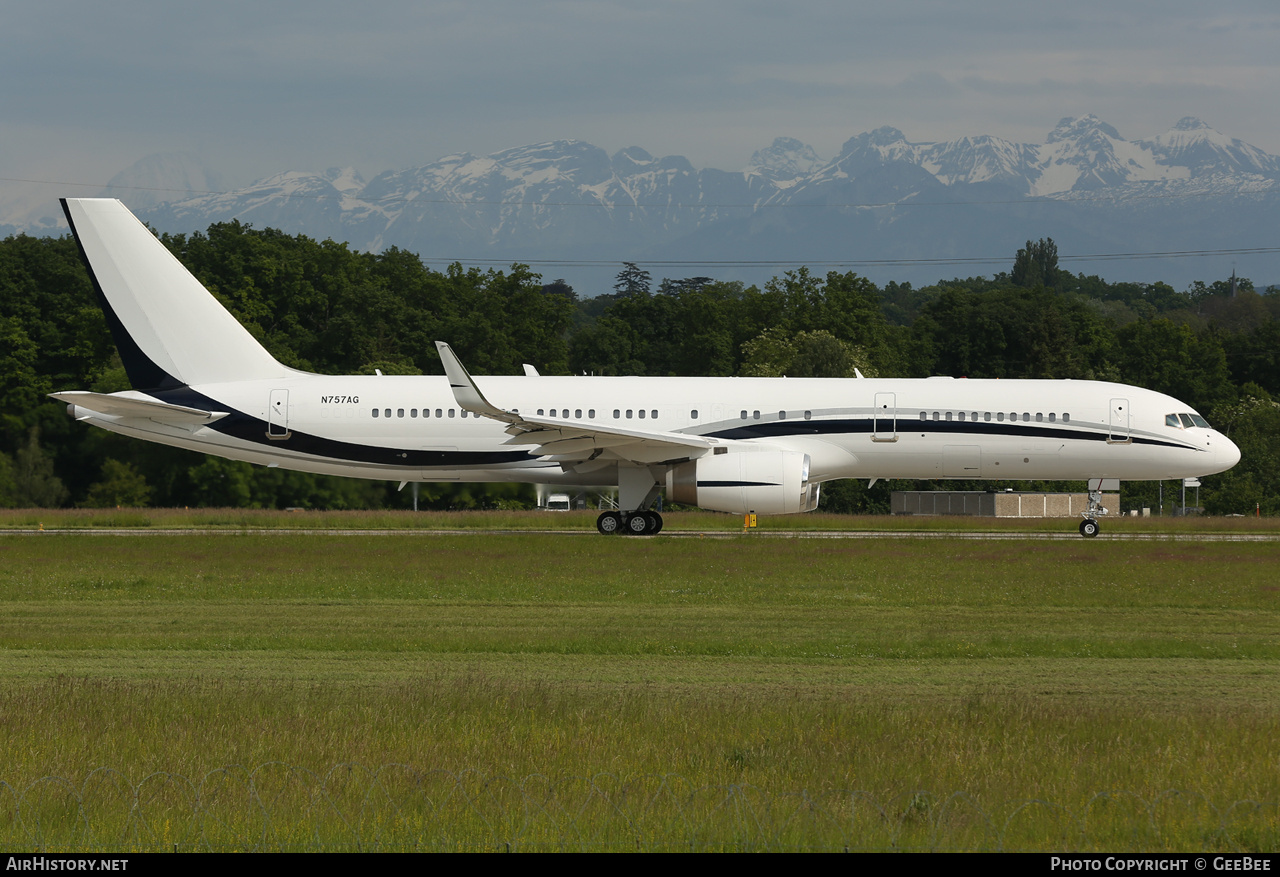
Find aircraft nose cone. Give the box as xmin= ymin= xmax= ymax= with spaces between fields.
xmin=1215 ymin=432 xmax=1241 ymax=473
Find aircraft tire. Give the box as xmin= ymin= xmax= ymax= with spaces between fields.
xmin=649 ymin=512 xmax=663 ymax=535
xmin=1079 ymin=518 xmax=1099 ymax=538
xmin=597 ymin=512 xmax=622 ymax=535
xmin=626 ymin=513 xmax=651 ymax=535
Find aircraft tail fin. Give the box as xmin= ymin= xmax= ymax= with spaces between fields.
xmin=62 ymin=198 xmax=289 ymax=390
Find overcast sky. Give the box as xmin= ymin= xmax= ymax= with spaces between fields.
xmin=4 ymin=0 xmax=1279 ymax=201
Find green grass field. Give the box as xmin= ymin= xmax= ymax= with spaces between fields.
xmin=1 ymin=522 xmax=1278 ymax=851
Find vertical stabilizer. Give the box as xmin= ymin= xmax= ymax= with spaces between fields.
xmin=62 ymin=198 xmax=288 ymax=389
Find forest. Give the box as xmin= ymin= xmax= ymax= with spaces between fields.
xmin=1 ymin=223 xmax=1277 ymax=515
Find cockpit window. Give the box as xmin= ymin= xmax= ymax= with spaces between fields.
xmin=1168 ymin=412 xmax=1213 ymax=429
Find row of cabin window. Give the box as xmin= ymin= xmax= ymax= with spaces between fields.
xmin=372 ymin=408 xmax=470 ymax=418
xmin=367 ymin=408 xmax=818 ymax=422
xmin=919 ymin=411 xmax=1070 ymax=423
xmin=740 ymin=410 xmax=813 ymax=420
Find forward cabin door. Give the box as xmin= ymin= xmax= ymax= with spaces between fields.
xmin=1108 ymin=398 xmax=1130 ymax=444
xmin=872 ymin=392 xmax=897 ymax=442
xmin=268 ymin=389 xmax=291 ymax=439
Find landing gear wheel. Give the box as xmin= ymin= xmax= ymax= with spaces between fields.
xmin=626 ymin=513 xmax=651 ymax=535
xmin=648 ymin=512 xmax=664 ymax=535
xmin=597 ymin=512 xmax=621 ymax=535
xmin=1079 ymin=518 xmax=1099 ymax=538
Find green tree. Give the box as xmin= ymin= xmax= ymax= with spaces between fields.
xmin=1114 ymin=319 xmax=1233 ymax=412
xmin=740 ymin=328 xmax=870 ymax=378
xmin=614 ymin=262 xmax=651 ymax=298
xmin=1011 ymin=238 xmax=1061 ymax=288
xmin=10 ymin=428 xmax=68 ymax=507
xmin=83 ymin=459 xmax=152 ymax=508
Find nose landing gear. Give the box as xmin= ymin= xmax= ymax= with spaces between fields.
xmin=1079 ymin=480 xmax=1110 ymax=538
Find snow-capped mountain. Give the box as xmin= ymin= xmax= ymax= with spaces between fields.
xmin=746 ymin=137 xmax=825 ymax=185
xmin=5 ymin=115 xmax=1275 ymax=289
xmin=99 ymin=153 xmax=224 ymax=211
xmin=1139 ymin=117 xmax=1280 ymax=178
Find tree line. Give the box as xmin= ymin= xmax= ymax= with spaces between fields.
xmin=2 ymin=226 xmax=1277 ymax=515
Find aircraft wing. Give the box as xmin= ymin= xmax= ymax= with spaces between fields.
xmin=50 ymin=391 xmax=228 ymax=425
xmin=435 ymin=341 xmax=718 ymax=465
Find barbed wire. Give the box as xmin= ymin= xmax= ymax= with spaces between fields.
xmin=1 ymin=765 xmax=1275 ymax=852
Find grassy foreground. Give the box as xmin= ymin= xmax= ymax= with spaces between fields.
xmin=0 ymin=531 xmax=1277 ymax=851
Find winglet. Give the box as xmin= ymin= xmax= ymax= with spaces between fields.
xmin=435 ymin=341 xmax=510 ymax=420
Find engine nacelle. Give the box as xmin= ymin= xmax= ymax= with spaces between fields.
xmin=667 ymin=448 xmax=820 ymax=515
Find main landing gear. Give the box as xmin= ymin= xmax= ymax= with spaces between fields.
xmin=596 ymin=510 xmax=664 ymax=536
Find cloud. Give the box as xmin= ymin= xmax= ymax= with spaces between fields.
xmin=2 ymin=0 xmax=1278 ymax=188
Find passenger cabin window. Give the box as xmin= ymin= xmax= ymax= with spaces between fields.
xmin=997 ymin=412 xmax=1005 ymax=422
xmin=1036 ymin=413 xmax=1043 ymax=422
xmin=397 ymin=409 xmax=404 ymax=418
xmin=384 ymin=408 xmax=391 ymax=418
xmin=984 ymin=412 xmax=992 ymax=422
xmin=626 ymin=410 xmax=633 ymax=419
xmin=411 ymin=409 xmax=418 ymax=418
xmin=752 ymin=410 xmax=760 ymax=420
xmin=613 ymin=409 xmax=620 ymax=419
xmin=435 ymin=409 xmax=443 ymax=418
xmin=589 ymin=409 xmax=596 ymax=418
xmin=638 ymin=409 xmax=645 ymax=419
xmin=448 ymin=409 xmax=455 ymax=418
xmin=575 ymin=409 xmax=582 ymax=419
xmin=804 ymin=411 xmax=812 ymax=420
xmin=740 ymin=410 xmax=748 ymax=419
xmin=919 ymin=411 xmax=927 ymax=421
xmin=372 ymin=408 xmax=379 ymax=418
xmin=1048 ymin=413 xmax=1056 ymax=422
xmin=690 ymin=410 xmax=699 ymax=419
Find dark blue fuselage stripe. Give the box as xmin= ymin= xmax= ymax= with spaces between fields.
xmin=705 ymin=418 xmax=1195 ymax=451
xmin=698 ymin=481 xmax=780 ymax=488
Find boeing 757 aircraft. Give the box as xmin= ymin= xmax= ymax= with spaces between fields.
xmin=52 ymin=198 xmax=1240 ymax=536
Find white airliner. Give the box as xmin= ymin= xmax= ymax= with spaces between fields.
xmin=52 ymin=198 xmax=1240 ymax=536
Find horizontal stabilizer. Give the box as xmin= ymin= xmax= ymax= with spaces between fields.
xmin=50 ymin=391 xmax=228 ymax=425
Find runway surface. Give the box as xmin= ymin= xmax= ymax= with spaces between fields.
xmin=8 ymin=528 xmax=1280 ymax=541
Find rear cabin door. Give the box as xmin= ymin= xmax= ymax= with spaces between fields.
xmin=268 ymin=389 xmax=291 ymax=439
